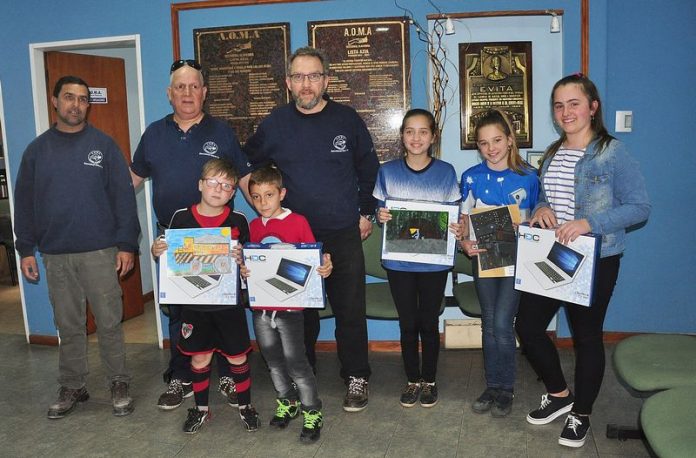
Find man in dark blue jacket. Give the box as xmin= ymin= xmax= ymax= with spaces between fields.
xmin=14 ymin=75 xmax=140 ymax=419
xmin=244 ymin=47 xmax=379 ymax=412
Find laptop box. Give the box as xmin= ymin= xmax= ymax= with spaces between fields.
xmin=158 ymin=228 xmax=238 ymax=305
xmin=243 ymin=242 xmax=326 ymax=309
xmin=514 ymin=224 xmax=600 ymax=306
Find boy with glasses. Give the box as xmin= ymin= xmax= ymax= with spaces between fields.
xmin=151 ymin=158 xmax=258 ymax=433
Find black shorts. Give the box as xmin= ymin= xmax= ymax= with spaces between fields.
xmin=177 ymin=307 xmax=251 ymax=358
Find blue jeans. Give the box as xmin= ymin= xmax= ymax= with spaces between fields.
xmin=43 ymin=247 xmax=130 ymax=388
xmin=252 ymin=310 xmax=321 ymax=410
xmin=474 ymin=271 xmax=520 ymax=391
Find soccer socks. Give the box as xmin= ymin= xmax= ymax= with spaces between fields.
xmin=228 ymin=361 xmax=251 ymax=406
xmin=191 ymin=365 xmax=211 ymax=409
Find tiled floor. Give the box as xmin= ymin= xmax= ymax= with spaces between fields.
xmin=0 ymin=320 xmax=653 ymax=457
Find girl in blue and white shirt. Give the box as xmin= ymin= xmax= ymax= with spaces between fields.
xmin=373 ymin=109 xmax=462 ymax=409
xmin=460 ymin=109 xmax=539 ymax=418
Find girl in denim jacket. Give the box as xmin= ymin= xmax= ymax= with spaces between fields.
xmin=515 ymin=74 xmax=650 ymax=448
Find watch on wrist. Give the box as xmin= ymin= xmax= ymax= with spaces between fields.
xmin=361 ymin=214 xmax=377 ymax=223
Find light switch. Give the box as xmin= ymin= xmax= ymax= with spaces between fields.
xmin=615 ymin=111 xmax=633 ymax=133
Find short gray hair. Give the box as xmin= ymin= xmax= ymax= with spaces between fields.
xmin=287 ymin=47 xmax=330 ymax=75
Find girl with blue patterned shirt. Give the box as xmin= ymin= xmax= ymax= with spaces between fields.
xmin=460 ymin=109 xmax=539 ymax=418
xmin=373 ymin=109 xmax=463 ymax=408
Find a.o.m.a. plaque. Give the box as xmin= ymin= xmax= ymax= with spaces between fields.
xmin=309 ymin=17 xmax=410 ymax=162
xmin=194 ymin=23 xmax=290 ymax=144
xmin=459 ymin=42 xmax=532 ymax=149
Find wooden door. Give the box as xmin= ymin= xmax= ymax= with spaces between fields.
xmin=44 ymin=51 xmax=144 ymax=332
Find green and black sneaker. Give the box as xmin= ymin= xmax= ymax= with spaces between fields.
xmin=300 ymin=409 xmax=323 ymax=443
xmin=269 ymin=398 xmax=299 ymax=428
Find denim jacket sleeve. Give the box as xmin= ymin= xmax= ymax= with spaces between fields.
xmin=581 ymin=140 xmax=651 ymax=235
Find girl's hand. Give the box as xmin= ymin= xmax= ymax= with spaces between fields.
xmin=377 ymin=207 xmax=391 ymax=224
xmin=316 ymin=253 xmax=333 ymax=278
xmin=449 ymin=221 xmax=465 ymax=241
xmin=556 ymin=219 xmax=592 ymax=244
xmin=460 ymin=239 xmax=487 ymax=257
xmin=530 ymin=207 xmax=558 ymax=229
xmin=239 ymin=263 xmax=250 ymax=279
xmin=151 ymin=237 xmax=168 ymax=258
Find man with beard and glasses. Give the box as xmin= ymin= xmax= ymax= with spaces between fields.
xmin=243 ymin=47 xmax=379 ymax=412
xmin=14 ymin=75 xmax=140 ymax=419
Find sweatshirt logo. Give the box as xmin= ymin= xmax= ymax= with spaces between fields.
xmin=200 ymin=141 xmax=219 ymax=157
xmin=84 ymin=150 xmax=104 ymax=168
xmin=331 ymin=135 xmax=347 ymax=153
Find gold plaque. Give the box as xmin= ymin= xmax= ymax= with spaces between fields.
xmin=459 ymin=42 xmax=533 ymax=149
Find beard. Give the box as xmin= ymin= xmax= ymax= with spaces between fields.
xmin=292 ymin=89 xmax=325 ymax=111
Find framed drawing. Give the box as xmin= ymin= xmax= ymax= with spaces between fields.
xmin=382 ymin=199 xmax=459 ymax=266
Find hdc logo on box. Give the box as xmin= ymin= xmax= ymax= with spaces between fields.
xmin=518 ymin=232 xmax=541 ymax=242
xmin=244 ymin=254 xmax=267 ymax=262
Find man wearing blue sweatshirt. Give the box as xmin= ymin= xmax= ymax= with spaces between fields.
xmin=244 ymin=47 xmax=379 ymax=412
xmin=14 ymin=76 xmax=140 ymax=419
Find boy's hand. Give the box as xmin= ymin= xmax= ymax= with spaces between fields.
xmin=316 ymin=253 xmax=333 ymax=278
xmin=376 ymin=207 xmax=391 ymax=224
xmin=231 ymin=245 xmax=244 ymax=265
xmin=151 ymin=237 xmax=168 ymax=258
xmin=239 ymin=263 xmax=250 ymax=279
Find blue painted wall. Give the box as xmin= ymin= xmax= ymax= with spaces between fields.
xmin=1 ymin=0 xmax=694 ymax=339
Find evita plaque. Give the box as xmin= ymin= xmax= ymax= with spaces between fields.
xmin=194 ymin=23 xmax=290 ymax=144
xmin=459 ymin=42 xmax=533 ymax=149
xmin=309 ymin=18 xmax=410 ymax=162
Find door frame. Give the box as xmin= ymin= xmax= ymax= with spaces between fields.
xmin=27 ymin=35 xmax=163 ymax=347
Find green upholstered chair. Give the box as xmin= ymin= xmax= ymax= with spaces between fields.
xmin=451 ymin=253 xmax=481 ymax=317
xmin=363 ymin=223 xmax=398 ymax=319
xmin=640 ymin=386 xmax=696 ymax=458
xmin=607 ymin=334 xmax=696 ymax=440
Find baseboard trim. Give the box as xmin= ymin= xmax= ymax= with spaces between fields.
xmin=142 ymin=291 xmax=154 ymax=303
xmin=30 ymin=331 xmax=644 ymax=351
xmin=29 ymin=334 xmax=59 ymax=346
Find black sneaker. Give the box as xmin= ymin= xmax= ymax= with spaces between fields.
xmin=157 ymin=379 xmax=193 ymax=410
xmin=219 ymin=376 xmax=238 ymax=407
xmin=419 ymin=381 xmax=438 ymax=408
xmin=527 ymin=392 xmax=574 ymax=425
xmin=399 ymin=382 xmax=421 ymax=408
xmin=300 ymin=409 xmax=323 ymax=443
xmin=183 ymin=408 xmax=209 ymax=434
xmin=472 ymin=388 xmax=499 ymax=414
xmin=269 ymin=398 xmax=299 ymax=428
xmin=47 ymin=386 xmax=89 ymax=419
xmin=343 ymin=376 xmax=368 ymax=412
xmin=559 ymin=413 xmax=591 ymax=448
xmin=110 ymin=381 xmax=134 ymax=417
xmin=239 ymin=405 xmax=260 ymax=432
xmin=491 ymin=390 xmax=514 ymax=418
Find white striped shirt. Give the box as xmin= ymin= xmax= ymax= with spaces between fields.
xmin=543 ymin=147 xmax=585 ymax=223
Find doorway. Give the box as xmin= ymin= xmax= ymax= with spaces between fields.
xmin=22 ymin=35 xmax=162 ymax=346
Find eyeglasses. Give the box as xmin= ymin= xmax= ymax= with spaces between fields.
xmin=203 ymin=178 xmax=235 ymax=192
xmin=170 ymin=59 xmax=202 ymax=74
xmin=288 ymin=72 xmax=325 ymax=84
xmin=62 ymin=92 xmax=90 ymax=105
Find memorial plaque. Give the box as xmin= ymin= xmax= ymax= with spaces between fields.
xmin=309 ymin=18 xmax=410 ymax=162
xmin=194 ymin=23 xmax=290 ymax=144
xmin=459 ymin=42 xmax=532 ymax=149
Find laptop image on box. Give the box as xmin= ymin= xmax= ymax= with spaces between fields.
xmin=257 ymin=258 xmax=313 ymax=302
xmin=170 ymin=274 xmax=223 ymax=298
xmin=524 ymin=242 xmax=586 ymax=290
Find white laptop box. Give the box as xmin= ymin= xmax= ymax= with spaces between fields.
xmin=515 ymin=224 xmax=600 ymax=306
xmin=244 ymin=242 xmax=326 ymax=309
xmin=158 ymin=228 xmax=238 ymax=305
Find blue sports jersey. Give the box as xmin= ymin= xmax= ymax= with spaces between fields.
xmin=460 ymin=162 xmax=539 ymax=221
xmin=373 ymin=158 xmax=460 ymax=272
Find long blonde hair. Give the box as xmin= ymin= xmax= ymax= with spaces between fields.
xmin=474 ymin=109 xmax=528 ymax=175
